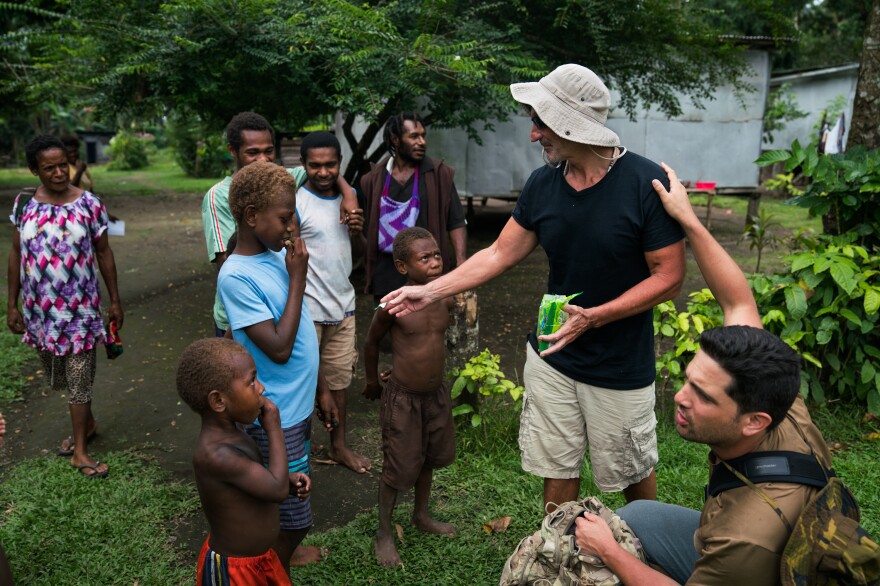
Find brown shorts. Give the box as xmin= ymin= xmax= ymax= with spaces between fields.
xmin=380 ymin=377 xmax=456 ymax=491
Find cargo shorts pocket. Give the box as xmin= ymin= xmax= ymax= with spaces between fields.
xmin=517 ymin=392 xmax=534 ymax=453
xmin=623 ymin=412 xmax=658 ymax=477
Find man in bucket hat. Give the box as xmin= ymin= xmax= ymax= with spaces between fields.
xmin=380 ymin=64 xmax=686 ymax=511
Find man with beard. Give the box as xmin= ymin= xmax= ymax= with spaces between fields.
xmin=360 ymin=112 xmax=468 ymax=302
xmin=571 ymin=164 xmax=833 ymax=586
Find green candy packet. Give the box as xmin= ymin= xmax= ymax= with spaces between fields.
xmin=536 ymin=292 xmax=583 ymax=352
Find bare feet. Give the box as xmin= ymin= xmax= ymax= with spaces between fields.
xmin=328 ymin=446 xmax=372 ymax=474
xmin=374 ymin=532 xmax=401 ymax=567
xmin=289 ymin=545 xmax=326 ymax=567
xmin=412 ymin=515 xmax=456 ymax=536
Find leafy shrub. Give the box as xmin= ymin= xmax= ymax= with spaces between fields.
xmin=654 ymin=291 xmax=724 ymax=401
xmin=756 ymin=141 xmax=880 ymax=248
xmin=107 ymin=130 xmax=152 ymax=170
xmin=754 ymin=234 xmax=880 ymax=413
xmin=654 ymin=234 xmax=880 ymax=414
xmin=167 ymin=117 xmax=230 ymax=178
xmin=450 ymin=348 xmax=523 ymax=427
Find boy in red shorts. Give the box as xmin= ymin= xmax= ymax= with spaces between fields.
xmin=176 ymin=338 xmax=310 ymax=585
xmin=363 ymin=227 xmax=456 ymax=567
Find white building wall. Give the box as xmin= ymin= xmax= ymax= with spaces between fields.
xmin=765 ymin=64 xmax=859 ymax=151
xmin=337 ymin=50 xmax=770 ymax=195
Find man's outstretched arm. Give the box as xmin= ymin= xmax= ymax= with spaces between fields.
xmin=652 ymin=163 xmax=762 ymax=329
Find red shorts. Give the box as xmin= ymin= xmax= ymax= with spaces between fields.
xmin=197 ymin=537 xmax=290 ymax=585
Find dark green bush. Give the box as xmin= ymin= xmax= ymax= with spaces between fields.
xmin=166 ymin=117 xmax=229 ymax=178
xmin=107 ymin=130 xmax=152 ymax=170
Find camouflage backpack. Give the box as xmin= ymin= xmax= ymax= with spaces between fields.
xmin=711 ymin=451 xmax=880 ymax=586
xmin=499 ymin=496 xmax=645 ymax=586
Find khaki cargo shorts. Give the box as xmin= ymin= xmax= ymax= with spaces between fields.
xmin=314 ymin=315 xmax=357 ymax=390
xmin=519 ymin=344 xmax=658 ymax=492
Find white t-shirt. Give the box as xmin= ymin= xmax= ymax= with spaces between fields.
xmin=296 ymin=185 xmax=356 ymax=323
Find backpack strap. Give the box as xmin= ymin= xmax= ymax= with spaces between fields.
xmin=706 ymin=450 xmax=831 ymax=498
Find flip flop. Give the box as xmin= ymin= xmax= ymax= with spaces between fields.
xmin=57 ymin=426 xmax=98 ymax=457
xmin=76 ymin=462 xmax=109 ymax=479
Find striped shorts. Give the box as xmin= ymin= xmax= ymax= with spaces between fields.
xmin=246 ymin=418 xmax=312 ymax=531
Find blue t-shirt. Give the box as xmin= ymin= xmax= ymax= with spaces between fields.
xmin=512 ymin=152 xmax=684 ymax=389
xmin=218 ymin=249 xmax=319 ymax=427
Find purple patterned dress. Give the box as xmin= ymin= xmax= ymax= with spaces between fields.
xmin=12 ymin=191 xmax=108 ymax=356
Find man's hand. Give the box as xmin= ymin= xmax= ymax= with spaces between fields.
xmin=284 ymin=236 xmax=309 ymax=291
xmin=362 ymin=381 xmax=383 ymax=401
xmin=652 ymin=163 xmax=698 ymax=226
xmin=345 ymin=208 xmax=365 ymax=236
xmin=382 ymin=285 xmax=436 ymax=317
xmin=290 ymin=472 xmax=311 ymax=500
xmin=315 ymin=389 xmax=339 ymax=432
xmin=574 ymin=513 xmax=619 ymax=560
xmin=537 ymin=304 xmax=601 ymax=357
xmin=6 ymin=307 xmax=24 ymax=335
xmin=258 ymin=397 xmax=282 ymax=429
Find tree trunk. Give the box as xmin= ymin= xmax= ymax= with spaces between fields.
xmin=848 ymin=0 xmax=880 ymax=150
xmin=446 ymin=290 xmax=480 ymax=375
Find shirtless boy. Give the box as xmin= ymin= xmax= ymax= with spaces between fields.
xmin=176 ymin=338 xmax=310 ymax=585
xmin=363 ymin=227 xmax=456 ymax=567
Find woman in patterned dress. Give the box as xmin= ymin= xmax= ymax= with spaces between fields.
xmin=7 ymin=135 xmax=123 ymax=478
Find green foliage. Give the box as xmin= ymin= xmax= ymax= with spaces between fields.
xmin=756 ymin=142 xmax=880 ymax=248
xmin=0 ymin=0 xmax=755 ymax=180
xmin=450 ymin=348 xmax=523 ymax=428
xmin=754 ymin=235 xmax=880 ymax=413
xmin=763 ymin=83 xmax=808 ymax=145
xmin=0 ymin=451 xmax=199 ymax=585
xmin=764 ymin=172 xmax=805 ymax=197
xmin=654 ymin=291 xmax=725 ymax=397
xmin=741 ymin=209 xmax=782 ymax=272
xmin=655 ymin=235 xmax=880 ymax=414
xmin=166 ymin=116 xmax=229 ymax=178
xmin=106 ymin=130 xmax=152 ymax=171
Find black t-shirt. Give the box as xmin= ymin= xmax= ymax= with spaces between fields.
xmin=372 ymin=158 xmax=467 ymax=298
xmin=511 ymin=152 xmax=684 ymax=389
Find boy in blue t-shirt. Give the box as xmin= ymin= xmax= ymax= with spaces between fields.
xmin=218 ymin=160 xmax=338 ymax=571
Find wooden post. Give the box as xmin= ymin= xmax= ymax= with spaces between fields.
xmin=446 ymin=289 xmax=479 ymax=372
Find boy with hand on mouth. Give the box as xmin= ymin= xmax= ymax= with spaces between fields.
xmin=177 ymin=338 xmax=309 ymax=585
xmin=363 ymin=227 xmax=456 ymax=567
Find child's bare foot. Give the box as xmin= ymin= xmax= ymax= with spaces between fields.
xmin=411 ymin=515 xmax=456 ymax=536
xmin=374 ymin=533 xmax=401 ymax=567
xmin=328 ymin=446 xmax=372 ymax=474
xmin=290 ymin=545 xmax=326 ymax=566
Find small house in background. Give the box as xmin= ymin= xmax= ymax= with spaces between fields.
xmin=75 ymin=131 xmax=114 ymax=165
xmin=764 ymin=63 xmax=859 ymax=152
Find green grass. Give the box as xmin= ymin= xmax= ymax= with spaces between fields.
xmin=0 ymin=149 xmax=219 ymax=197
xmin=687 ymin=193 xmax=822 ymax=234
xmin=0 ymin=451 xmax=199 ymax=585
xmin=291 ymin=402 xmax=880 ymax=585
xmin=0 ymin=401 xmax=873 ymax=585
xmin=0 ymin=300 xmax=36 ymax=405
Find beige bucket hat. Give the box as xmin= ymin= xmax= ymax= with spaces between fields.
xmin=510 ymin=64 xmax=620 ymax=147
